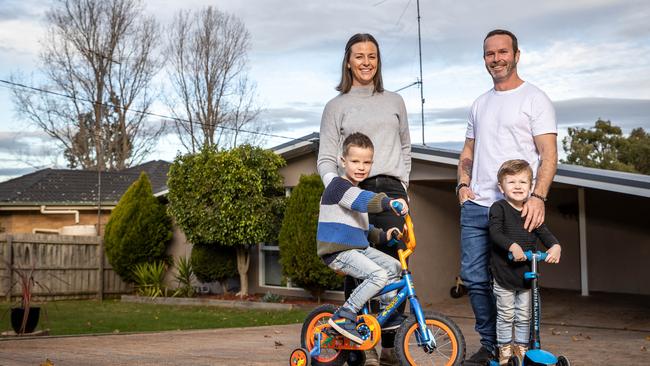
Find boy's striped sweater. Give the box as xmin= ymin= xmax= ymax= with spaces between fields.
xmin=317 ymin=176 xmax=392 ymax=257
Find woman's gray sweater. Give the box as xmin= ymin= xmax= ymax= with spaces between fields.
xmin=317 ymin=85 xmax=411 ymax=187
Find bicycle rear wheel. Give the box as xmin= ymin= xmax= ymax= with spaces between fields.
xmin=300 ymin=304 xmax=349 ymax=366
xmin=394 ymin=311 xmax=465 ymax=366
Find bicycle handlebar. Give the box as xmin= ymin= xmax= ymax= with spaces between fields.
xmin=508 ymin=250 xmax=548 ymax=262
xmin=391 ymin=200 xmax=406 ymax=216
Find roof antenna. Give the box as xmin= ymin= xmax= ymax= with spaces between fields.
xmin=394 ymin=0 xmax=426 ymax=146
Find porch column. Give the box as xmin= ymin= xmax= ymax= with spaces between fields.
xmin=578 ymin=187 xmax=589 ymax=296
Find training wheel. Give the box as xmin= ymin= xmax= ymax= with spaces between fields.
xmin=289 ymin=347 xmax=311 ymax=366
xmin=556 ymin=355 xmax=570 ymax=366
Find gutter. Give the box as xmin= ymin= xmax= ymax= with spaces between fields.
xmin=40 ymin=205 xmax=80 ymax=224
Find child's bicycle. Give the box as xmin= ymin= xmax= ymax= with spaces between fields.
xmin=489 ymin=251 xmax=571 ymax=366
xmin=289 ymin=210 xmax=466 ymax=366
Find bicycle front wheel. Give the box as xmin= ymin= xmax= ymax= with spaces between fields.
xmin=395 ymin=311 xmax=465 ymax=366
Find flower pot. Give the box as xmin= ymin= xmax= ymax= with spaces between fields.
xmin=10 ymin=307 xmax=40 ymax=334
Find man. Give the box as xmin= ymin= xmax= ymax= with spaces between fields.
xmin=456 ymin=29 xmax=558 ymax=365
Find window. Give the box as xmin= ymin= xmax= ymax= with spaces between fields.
xmin=258 ymin=186 xmax=342 ymax=293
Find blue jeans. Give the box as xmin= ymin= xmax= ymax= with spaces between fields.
xmin=493 ymin=280 xmax=531 ymax=346
xmin=460 ymin=201 xmax=497 ymax=352
xmin=328 ymin=247 xmax=401 ymax=313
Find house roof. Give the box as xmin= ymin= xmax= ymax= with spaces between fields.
xmin=0 ymin=160 xmax=171 ymax=205
xmin=273 ymin=133 xmax=650 ymax=198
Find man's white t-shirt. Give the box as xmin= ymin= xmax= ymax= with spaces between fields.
xmin=466 ymin=81 xmax=557 ymax=207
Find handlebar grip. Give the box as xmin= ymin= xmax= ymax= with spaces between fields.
xmin=391 ymin=201 xmax=403 ymax=212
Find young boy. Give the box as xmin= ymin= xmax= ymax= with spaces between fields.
xmin=489 ymin=159 xmax=562 ymax=364
xmin=317 ymin=132 xmax=408 ymax=345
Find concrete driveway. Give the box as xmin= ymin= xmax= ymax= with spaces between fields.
xmin=1 ymin=290 xmax=648 ymax=365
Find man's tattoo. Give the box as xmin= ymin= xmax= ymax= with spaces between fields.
xmin=461 ymin=158 xmax=473 ymax=179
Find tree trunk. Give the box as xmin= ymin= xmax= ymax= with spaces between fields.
xmin=235 ymin=246 xmax=250 ymax=298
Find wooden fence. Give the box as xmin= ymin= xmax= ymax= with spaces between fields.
xmin=0 ymin=233 xmax=131 ymax=302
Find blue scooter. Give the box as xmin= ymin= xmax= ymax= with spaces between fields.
xmin=489 ymin=251 xmax=571 ymax=366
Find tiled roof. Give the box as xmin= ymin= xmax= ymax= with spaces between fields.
xmin=0 ymin=160 xmax=171 ymax=205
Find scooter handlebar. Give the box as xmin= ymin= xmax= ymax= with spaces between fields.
xmin=508 ymin=251 xmax=548 ymax=262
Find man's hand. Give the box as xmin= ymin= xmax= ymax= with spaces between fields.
xmin=522 ymin=196 xmax=545 ymax=232
xmin=509 ymin=243 xmax=526 ymax=261
xmin=545 ymin=244 xmax=562 ymax=263
xmin=458 ymin=186 xmax=476 ymax=205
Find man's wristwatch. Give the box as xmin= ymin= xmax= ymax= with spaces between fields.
xmin=530 ymin=192 xmax=547 ymax=202
xmin=455 ymin=183 xmax=469 ymax=196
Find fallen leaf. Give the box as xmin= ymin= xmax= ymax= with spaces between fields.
xmin=113 ymin=329 xmax=120 ymax=333
xmin=264 ymin=335 xmax=271 ymax=338
xmin=40 ymin=359 xmax=54 ymax=366
xmin=275 ymin=341 xmax=284 ymax=347
xmin=641 ymin=346 xmax=647 ymax=352
xmin=645 ymin=336 xmax=650 ymax=341
xmin=274 ymin=330 xmax=281 ymax=334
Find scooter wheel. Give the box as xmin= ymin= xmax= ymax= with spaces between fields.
xmin=556 ymin=355 xmax=571 ymax=366
xmin=289 ymin=347 xmax=311 ymax=366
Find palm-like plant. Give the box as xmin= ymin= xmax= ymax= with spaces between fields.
xmin=172 ymin=256 xmax=195 ymax=298
xmin=132 ymin=261 xmax=167 ymax=298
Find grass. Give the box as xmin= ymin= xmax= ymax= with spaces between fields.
xmin=0 ymin=299 xmax=308 ymax=336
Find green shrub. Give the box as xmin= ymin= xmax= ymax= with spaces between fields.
xmin=132 ymin=261 xmax=167 ymax=298
xmin=104 ymin=172 xmax=172 ymax=283
xmin=190 ymin=244 xmax=237 ymax=293
xmin=279 ymin=174 xmax=342 ymax=300
xmin=167 ymin=145 xmax=285 ymax=296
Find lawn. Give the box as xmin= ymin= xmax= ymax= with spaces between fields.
xmin=0 ymin=299 xmax=308 ymax=336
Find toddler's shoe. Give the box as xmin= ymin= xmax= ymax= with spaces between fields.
xmin=498 ymin=344 xmax=513 ymax=366
xmin=328 ymin=307 xmax=364 ymax=344
xmin=514 ymin=344 xmax=528 ymax=360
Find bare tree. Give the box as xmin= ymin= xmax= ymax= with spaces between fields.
xmin=11 ymin=0 xmax=163 ymax=171
xmin=166 ymin=6 xmax=262 ymax=153
xmin=216 ymin=75 xmax=266 ymax=149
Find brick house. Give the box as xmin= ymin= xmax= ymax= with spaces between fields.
xmin=0 ymin=160 xmax=171 ymax=236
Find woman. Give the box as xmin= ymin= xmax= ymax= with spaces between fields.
xmin=317 ymin=33 xmax=411 ymax=366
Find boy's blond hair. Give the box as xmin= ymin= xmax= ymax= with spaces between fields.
xmin=497 ymin=159 xmax=533 ymax=186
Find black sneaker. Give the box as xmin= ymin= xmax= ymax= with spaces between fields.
xmin=381 ymin=313 xmax=406 ymax=330
xmin=328 ymin=307 xmax=364 ymax=344
xmin=463 ymin=346 xmax=495 ymax=365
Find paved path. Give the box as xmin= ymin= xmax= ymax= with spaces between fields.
xmin=2 ymin=290 xmax=649 ymax=365
xmin=1 ymin=316 xmax=648 ymax=365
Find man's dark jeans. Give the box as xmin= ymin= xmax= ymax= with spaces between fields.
xmin=460 ymin=200 xmax=497 ymax=352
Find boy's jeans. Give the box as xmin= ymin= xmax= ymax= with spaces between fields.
xmin=493 ymin=280 xmax=531 ymax=345
xmin=460 ymin=200 xmax=497 ymax=352
xmin=328 ymin=246 xmax=401 ymax=313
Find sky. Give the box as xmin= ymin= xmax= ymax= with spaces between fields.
xmin=1 ymin=0 xmax=649 ymax=181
